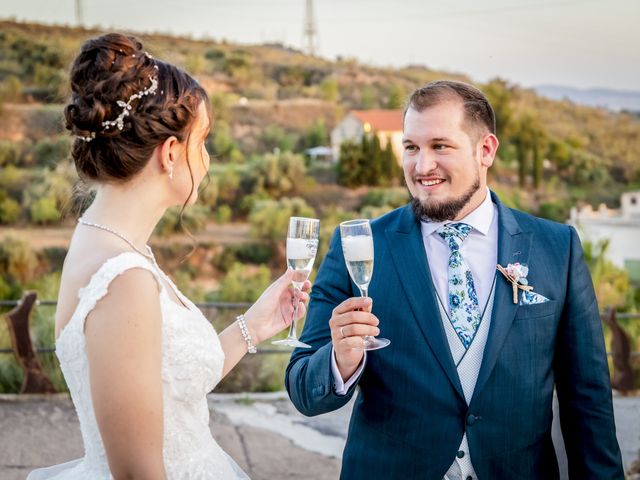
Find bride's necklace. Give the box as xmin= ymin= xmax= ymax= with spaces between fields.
xmin=78 ymin=218 xmax=155 ymax=261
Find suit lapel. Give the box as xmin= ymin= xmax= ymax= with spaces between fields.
xmin=471 ymin=193 xmax=532 ymax=403
xmin=385 ymin=206 xmax=465 ymax=401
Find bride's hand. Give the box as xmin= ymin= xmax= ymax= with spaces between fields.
xmin=243 ymin=268 xmax=311 ymax=344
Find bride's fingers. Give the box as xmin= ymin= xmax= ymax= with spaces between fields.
xmin=296 ymin=302 xmax=307 ymax=318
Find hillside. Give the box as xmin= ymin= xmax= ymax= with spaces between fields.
xmin=1 ymin=20 xmax=639 ymax=395
xmin=535 ymin=85 xmax=640 ymax=113
xmin=0 ymin=20 xmax=639 ymax=213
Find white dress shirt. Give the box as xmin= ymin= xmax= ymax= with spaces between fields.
xmin=421 ymin=187 xmax=498 ymax=313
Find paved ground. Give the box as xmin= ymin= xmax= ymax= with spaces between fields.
xmin=1 ymin=391 xmax=638 ymax=479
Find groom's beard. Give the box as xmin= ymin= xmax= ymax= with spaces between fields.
xmin=411 ymin=177 xmax=481 ymax=222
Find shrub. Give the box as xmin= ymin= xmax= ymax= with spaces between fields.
xmin=248 ymin=197 xmax=315 ymax=243
xmin=360 ymin=188 xmax=409 ymax=209
xmin=232 ymin=243 xmax=273 ymax=264
xmin=29 ymin=196 xmax=60 ymax=224
xmin=0 ymin=192 xmax=21 ymax=224
xmin=0 ymin=236 xmax=39 ymax=286
xmin=219 ymin=262 xmax=271 ymax=302
xmin=155 ymin=205 xmax=209 ymax=236
xmin=215 ymin=204 xmax=232 ymax=224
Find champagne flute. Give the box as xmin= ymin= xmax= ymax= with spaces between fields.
xmin=272 ymin=216 xmax=320 ymax=348
xmin=340 ymin=219 xmax=390 ymax=351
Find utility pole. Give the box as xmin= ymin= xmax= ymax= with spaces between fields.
xmin=75 ymin=0 xmax=84 ymax=27
xmin=303 ymin=0 xmax=319 ymax=56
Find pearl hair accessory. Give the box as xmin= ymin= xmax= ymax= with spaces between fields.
xmin=77 ymin=51 xmax=159 ymax=142
xmin=102 ymin=75 xmax=159 ymax=131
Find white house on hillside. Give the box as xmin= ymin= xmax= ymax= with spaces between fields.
xmin=330 ymin=109 xmax=403 ymax=164
xmin=568 ymin=191 xmax=640 ymax=282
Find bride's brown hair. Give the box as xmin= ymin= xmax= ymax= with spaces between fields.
xmin=64 ymin=33 xmax=208 ymax=183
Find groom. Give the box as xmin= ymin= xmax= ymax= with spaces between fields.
xmin=285 ymin=80 xmax=623 ymax=479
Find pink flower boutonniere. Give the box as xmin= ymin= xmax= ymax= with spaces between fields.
xmin=497 ymin=262 xmax=534 ymax=304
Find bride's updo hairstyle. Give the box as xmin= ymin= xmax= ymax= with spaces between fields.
xmin=64 ymin=33 xmax=208 ymax=183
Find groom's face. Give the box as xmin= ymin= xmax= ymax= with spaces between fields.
xmin=402 ymin=100 xmax=494 ymax=221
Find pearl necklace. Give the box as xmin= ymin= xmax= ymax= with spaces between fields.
xmin=77 ymin=218 xmax=155 ymax=261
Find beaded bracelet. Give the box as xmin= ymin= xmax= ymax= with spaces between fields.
xmin=236 ymin=314 xmax=257 ymax=354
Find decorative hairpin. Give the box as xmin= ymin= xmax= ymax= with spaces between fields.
xmin=101 ymin=75 xmax=158 ymax=131
xmin=79 ymin=132 xmax=96 ymax=142
xmin=76 ymin=52 xmax=158 ymax=143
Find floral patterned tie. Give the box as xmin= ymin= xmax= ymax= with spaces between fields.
xmin=436 ymin=223 xmax=481 ymax=349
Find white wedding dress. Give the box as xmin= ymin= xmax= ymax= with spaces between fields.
xmin=28 ymin=252 xmax=249 ymax=480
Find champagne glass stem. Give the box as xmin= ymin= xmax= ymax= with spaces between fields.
xmin=358 ymin=285 xmax=375 ymax=346
xmin=286 ymin=284 xmax=301 ymax=339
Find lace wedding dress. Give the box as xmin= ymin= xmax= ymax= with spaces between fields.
xmin=28 ymin=252 xmax=249 ymax=480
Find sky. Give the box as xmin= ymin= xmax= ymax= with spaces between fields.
xmin=1 ymin=0 xmax=638 ymax=91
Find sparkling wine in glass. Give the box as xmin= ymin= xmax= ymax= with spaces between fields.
xmin=340 ymin=219 xmax=390 ymax=351
xmin=272 ymin=216 xmax=320 ymax=348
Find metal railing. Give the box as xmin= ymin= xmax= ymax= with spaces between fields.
xmin=0 ymin=299 xmax=296 ymax=355
xmin=1 ymin=299 xmax=639 ymax=356
xmin=2 ymin=297 xmax=639 ymax=393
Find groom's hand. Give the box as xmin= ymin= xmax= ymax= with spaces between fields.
xmin=329 ymin=297 xmax=380 ymax=382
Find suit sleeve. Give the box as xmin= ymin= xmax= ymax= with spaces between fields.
xmin=554 ymin=226 xmax=624 ymax=478
xmin=285 ymin=227 xmax=363 ymax=416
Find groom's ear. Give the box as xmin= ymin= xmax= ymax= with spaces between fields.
xmin=479 ymin=133 xmax=499 ymax=168
xmin=158 ymin=136 xmax=179 ymax=173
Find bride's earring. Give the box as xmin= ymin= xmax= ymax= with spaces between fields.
xmin=168 ymin=166 xmax=174 ymax=180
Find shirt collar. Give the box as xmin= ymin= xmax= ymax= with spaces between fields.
xmin=420 ymin=187 xmax=494 ymax=238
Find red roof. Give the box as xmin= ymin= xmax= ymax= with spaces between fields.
xmin=350 ymin=109 xmax=403 ymax=132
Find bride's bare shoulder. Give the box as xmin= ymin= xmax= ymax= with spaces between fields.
xmin=54 ymin=231 xmax=150 ymax=338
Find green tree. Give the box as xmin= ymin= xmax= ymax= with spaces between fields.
xmin=483 ymin=78 xmax=513 ymax=141
xmin=337 ymin=140 xmax=363 ymax=187
xmin=383 ymin=138 xmax=402 ymax=184
xmin=511 ymin=112 xmax=547 ymax=189
xmin=386 ymin=83 xmax=406 ymax=109
xmin=366 ymin=134 xmax=384 ymax=185
xmin=305 ymin=119 xmax=328 ymax=148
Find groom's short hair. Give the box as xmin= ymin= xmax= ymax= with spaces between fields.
xmin=404 ymin=80 xmax=496 ymax=140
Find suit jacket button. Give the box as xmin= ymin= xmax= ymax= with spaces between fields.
xmin=466 ymin=414 xmax=476 ymax=426
xmin=457 ymin=450 xmax=465 ymax=458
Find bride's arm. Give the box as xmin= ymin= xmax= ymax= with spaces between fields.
xmin=85 ymin=269 xmax=166 ymax=480
xmin=218 ymin=269 xmax=309 ymax=378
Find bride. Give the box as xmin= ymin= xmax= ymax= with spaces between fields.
xmin=28 ymin=33 xmax=309 ymax=479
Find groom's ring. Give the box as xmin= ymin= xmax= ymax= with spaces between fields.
xmin=340 ymin=326 xmax=346 ymax=338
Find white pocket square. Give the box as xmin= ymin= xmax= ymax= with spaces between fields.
xmin=519 ymin=290 xmax=550 ymax=305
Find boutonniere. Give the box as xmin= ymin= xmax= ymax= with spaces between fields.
xmin=497 ymin=262 xmax=534 ymax=304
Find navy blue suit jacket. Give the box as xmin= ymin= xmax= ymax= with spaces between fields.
xmin=285 ymin=192 xmax=623 ymax=479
